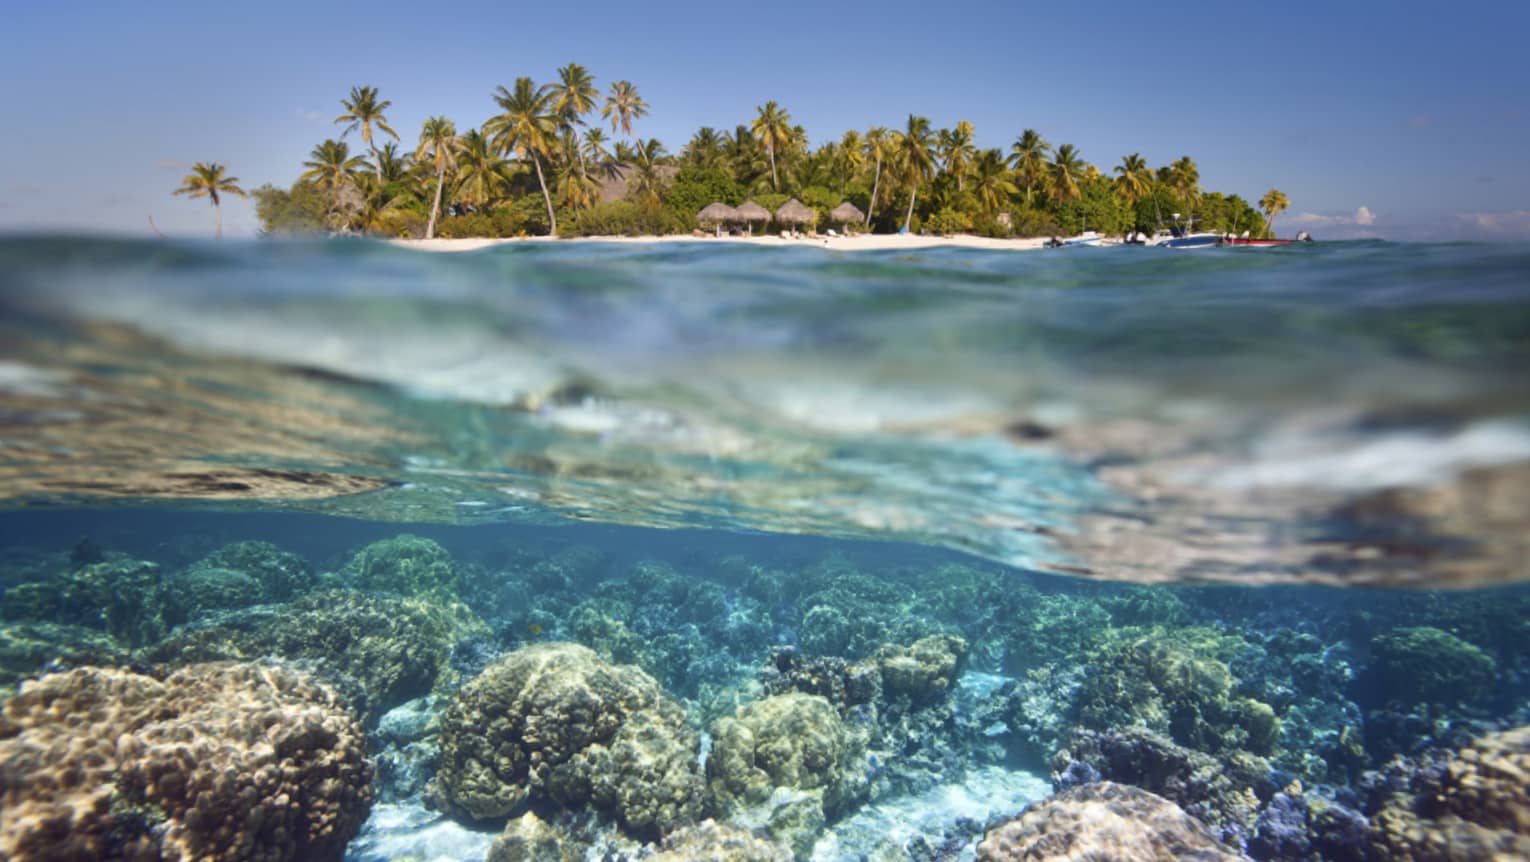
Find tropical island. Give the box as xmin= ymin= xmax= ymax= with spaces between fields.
xmin=174 ymin=66 xmax=1292 ymax=243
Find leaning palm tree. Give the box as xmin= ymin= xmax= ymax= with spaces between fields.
xmin=1259 ymin=188 xmax=1291 ymax=237
xmin=938 ymin=120 xmax=977 ymax=191
xmin=602 ymin=80 xmax=650 ymax=137
xmin=863 ymin=126 xmax=890 ymax=226
xmin=751 ymin=101 xmax=793 ymax=191
xmin=300 ymin=139 xmax=370 ymax=228
xmin=1008 ymin=129 xmax=1052 ymax=204
xmin=971 ymin=149 xmax=1018 ymax=215
xmin=335 ymin=85 xmax=399 ymax=183
xmin=172 ymin=162 xmax=247 ymax=238
xmin=896 ymin=114 xmax=936 ymax=232
xmin=488 ymin=77 xmax=560 ymax=235
xmin=453 ymin=128 xmax=518 ymax=211
xmin=416 ymin=116 xmax=460 ymax=239
xmin=1047 ymin=144 xmax=1084 ymax=205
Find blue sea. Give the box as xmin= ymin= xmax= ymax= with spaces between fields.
xmin=1 ymin=238 xmax=1528 ymax=861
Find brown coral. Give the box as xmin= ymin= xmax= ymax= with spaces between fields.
xmin=1368 ymin=725 xmax=1530 ymax=860
xmin=429 ymin=642 xmax=702 ymax=838
xmin=976 ymin=781 xmax=1245 ymax=862
xmin=0 ymin=662 xmax=372 ymax=862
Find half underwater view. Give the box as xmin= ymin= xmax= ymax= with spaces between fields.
xmin=2 ymin=238 xmax=1529 ymax=862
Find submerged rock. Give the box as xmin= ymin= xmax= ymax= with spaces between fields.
xmin=0 ymin=662 xmax=371 ymax=862
xmin=1365 ymin=625 xmax=1498 ymax=709
xmin=652 ymin=819 xmax=791 ymax=862
xmin=0 ymin=621 xmax=131 ymax=693
xmin=428 ymin=642 xmax=703 ymax=839
xmin=976 ymin=781 xmax=1246 ymax=861
xmin=876 ymin=633 xmax=967 ymax=707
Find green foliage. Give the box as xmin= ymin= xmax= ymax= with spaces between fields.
xmin=559 ymin=200 xmax=687 ymax=237
xmin=437 ymin=208 xmax=524 ymax=238
xmin=923 ymin=207 xmax=973 ymax=236
xmin=1055 ymin=176 xmax=1131 ymax=236
xmin=752 ymin=192 xmax=790 ymax=216
xmin=252 ymin=182 xmax=328 ymax=235
xmin=663 ymin=166 xmax=743 ymax=224
xmin=1006 ymin=205 xmax=1061 ymax=238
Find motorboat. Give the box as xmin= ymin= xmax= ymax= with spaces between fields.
xmin=1220 ymin=231 xmax=1315 ymax=247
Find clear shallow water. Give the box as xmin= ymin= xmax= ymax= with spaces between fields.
xmin=3 ymin=237 xmax=1530 ymax=860
xmin=2 ymin=237 xmax=1527 ymax=586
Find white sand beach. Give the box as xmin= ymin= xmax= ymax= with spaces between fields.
xmin=390 ymin=233 xmax=1058 ymax=253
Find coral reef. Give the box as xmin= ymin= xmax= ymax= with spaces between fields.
xmin=975 ymin=782 xmax=1245 ymax=861
xmin=649 ymin=819 xmax=791 ymax=862
xmin=0 ymin=621 xmax=131 ymax=693
xmin=342 ymin=534 xmax=461 ymax=601
xmin=143 ymin=588 xmax=478 ymax=725
xmin=707 ymin=692 xmax=870 ymax=817
xmin=876 ymin=633 xmax=967 ymax=707
xmin=190 ymin=540 xmax=316 ymax=601
xmin=1050 ymin=727 xmax=1272 ymax=836
xmin=1072 ymin=627 xmax=1280 ymax=757
xmin=159 ymin=565 xmax=266 ymax=625
xmin=485 ymin=812 xmax=585 ymax=862
xmin=1365 ymin=725 xmax=1530 ymax=859
xmin=428 ymin=642 xmax=703 ymax=839
xmin=1365 ymin=625 xmax=1497 ymax=709
xmin=0 ymin=556 xmax=165 ymax=646
xmin=0 ymin=662 xmax=371 ymax=862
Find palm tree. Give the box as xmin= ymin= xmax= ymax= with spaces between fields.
xmin=1168 ymin=156 xmax=1201 ymax=213
xmin=453 ymin=129 xmax=518 ymax=211
xmin=938 ymin=120 xmax=977 ymax=191
xmin=582 ymin=128 xmax=611 ymax=164
xmin=1113 ymin=153 xmax=1155 ymax=231
xmin=836 ymin=130 xmax=864 ymax=193
xmin=301 ymin=139 xmax=369 ymax=227
xmin=172 ymin=162 xmax=247 ymax=238
xmin=602 ymin=80 xmax=650 ymax=137
xmin=335 ymin=85 xmax=399 ymax=183
xmin=488 ymin=77 xmax=560 ymax=235
xmin=1259 ymin=188 xmax=1290 ymax=237
xmin=971 ymin=149 xmax=1017 ymax=215
xmin=683 ymin=126 xmax=723 ymax=168
xmin=416 ymin=116 xmax=460 ymax=239
xmin=545 ymin=63 xmax=598 ymax=127
xmin=374 ymin=142 xmax=411 ymax=184
xmin=751 ymin=101 xmax=793 ymax=191
xmin=1007 ymin=129 xmax=1052 ymax=205
xmin=1047 ymin=144 xmax=1084 ymax=204
xmin=863 ymin=126 xmax=890 ymax=226
xmin=896 ymin=114 xmax=935 ymax=232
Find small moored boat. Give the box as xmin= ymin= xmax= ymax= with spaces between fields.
xmin=1220 ymin=231 xmax=1315 ymax=248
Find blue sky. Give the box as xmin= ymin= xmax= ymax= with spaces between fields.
xmin=2 ymin=0 xmax=1526 ymax=239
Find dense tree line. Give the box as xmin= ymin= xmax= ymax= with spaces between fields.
xmin=172 ymin=69 xmax=1291 ymax=240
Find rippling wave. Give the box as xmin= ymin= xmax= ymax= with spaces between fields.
xmin=2 ymin=236 xmax=1527 ymax=586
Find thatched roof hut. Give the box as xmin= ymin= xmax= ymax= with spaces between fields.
xmin=774 ymin=198 xmax=815 ymax=226
xmin=697 ymin=202 xmax=740 ymax=236
xmin=697 ymin=202 xmax=740 ymax=225
xmin=736 ymin=201 xmax=771 ymax=223
xmin=829 ymin=202 xmax=865 ymax=225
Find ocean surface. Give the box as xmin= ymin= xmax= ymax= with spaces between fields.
xmin=1 ymin=237 xmax=1528 ymax=861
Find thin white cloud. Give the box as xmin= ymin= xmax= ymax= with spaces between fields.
xmin=1286 ymin=207 xmax=1380 ymax=240
xmin=1354 ymin=206 xmax=1375 ymax=226
xmin=1445 ymin=211 xmax=1530 ymax=241
xmin=293 ymin=108 xmax=324 ymax=122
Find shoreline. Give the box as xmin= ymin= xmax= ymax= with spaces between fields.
xmin=389 ymin=233 xmax=1059 ymax=253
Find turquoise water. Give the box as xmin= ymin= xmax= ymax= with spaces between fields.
xmin=1 ymin=238 xmax=1528 ymax=860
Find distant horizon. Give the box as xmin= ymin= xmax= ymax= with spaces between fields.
xmin=3 ymin=1 xmax=1527 ymax=241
